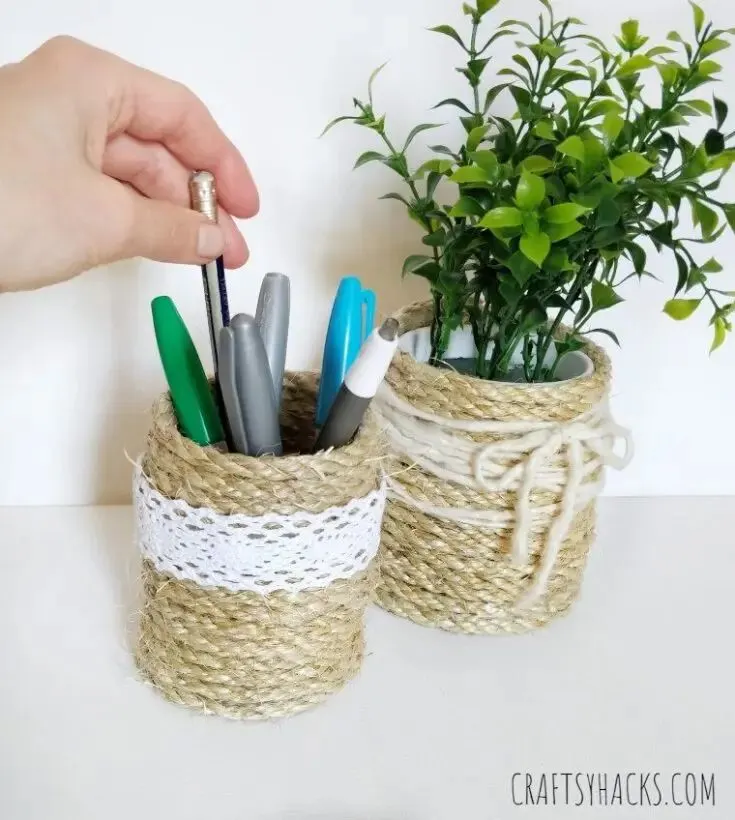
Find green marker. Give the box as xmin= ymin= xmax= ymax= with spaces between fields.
xmin=151 ymin=296 xmax=226 ymax=448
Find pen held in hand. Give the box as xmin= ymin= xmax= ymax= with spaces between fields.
xmin=230 ymin=314 xmax=283 ymax=457
xmin=189 ymin=171 xmax=230 ymax=375
xmin=314 ymin=317 xmax=399 ymax=453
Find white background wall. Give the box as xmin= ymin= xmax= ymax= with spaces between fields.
xmin=0 ymin=0 xmax=733 ymax=505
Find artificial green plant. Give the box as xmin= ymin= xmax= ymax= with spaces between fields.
xmin=325 ymin=0 xmax=735 ymax=381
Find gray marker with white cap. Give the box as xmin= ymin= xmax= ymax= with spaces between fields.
xmin=314 ymin=317 xmax=399 ymax=452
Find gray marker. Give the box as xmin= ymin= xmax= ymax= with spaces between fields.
xmin=255 ymin=272 xmax=290 ymax=411
xmin=230 ymin=314 xmax=283 ymax=456
xmin=314 ymin=318 xmax=399 ymax=452
xmin=218 ymin=326 xmax=249 ymax=455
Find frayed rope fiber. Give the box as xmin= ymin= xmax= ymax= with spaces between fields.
xmin=135 ymin=371 xmax=385 ymax=720
xmin=372 ymin=301 xmax=632 ymax=636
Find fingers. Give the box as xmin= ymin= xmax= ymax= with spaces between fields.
xmin=28 ymin=37 xmax=259 ymax=221
xmin=108 ymin=57 xmax=259 ymax=220
xmin=102 ymin=133 xmax=248 ymax=268
xmin=97 ymin=176 xmax=249 ymax=269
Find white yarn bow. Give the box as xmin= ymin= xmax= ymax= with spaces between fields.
xmin=375 ymin=383 xmax=633 ymax=608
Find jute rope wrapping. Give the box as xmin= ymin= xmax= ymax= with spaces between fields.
xmin=373 ymin=301 xmax=632 ymax=635
xmin=135 ymin=371 xmax=385 ymax=720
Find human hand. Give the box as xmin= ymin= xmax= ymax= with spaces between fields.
xmin=0 ymin=36 xmax=258 ymax=292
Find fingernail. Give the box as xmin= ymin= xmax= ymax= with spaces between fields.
xmin=197 ymin=223 xmax=224 ymax=259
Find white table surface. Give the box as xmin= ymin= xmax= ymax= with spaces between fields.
xmin=1 ymin=498 xmax=733 ymax=820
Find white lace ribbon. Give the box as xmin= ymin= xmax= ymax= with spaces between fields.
xmin=374 ymin=383 xmax=633 ymax=608
xmin=133 ymin=466 xmax=386 ymax=594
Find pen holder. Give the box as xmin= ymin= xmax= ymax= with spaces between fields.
xmin=133 ymin=372 xmax=386 ymax=720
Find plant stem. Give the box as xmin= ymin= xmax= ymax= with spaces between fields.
xmin=469 ymin=19 xmax=481 ymax=117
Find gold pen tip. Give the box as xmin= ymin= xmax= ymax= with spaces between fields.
xmin=189 ymin=170 xmax=217 ymax=222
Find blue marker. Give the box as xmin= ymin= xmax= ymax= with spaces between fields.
xmin=315 ymin=276 xmax=375 ymax=426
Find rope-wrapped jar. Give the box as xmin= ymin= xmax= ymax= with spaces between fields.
xmin=373 ymin=301 xmax=632 ymax=635
xmin=134 ymin=372 xmax=386 ymax=719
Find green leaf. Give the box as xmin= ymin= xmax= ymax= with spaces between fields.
xmin=708 ymin=149 xmax=735 ymax=172
xmin=403 ymin=123 xmax=443 ymax=151
xmin=701 ymin=257 xmax=723 ymax=273
xmin=657 ymin=62 xmax=681 ymax=87
xmin=609 ymin=152 xmax=652 ymax=182
xmin=698 ymin=60 xmax=722 ymax=77
xmin=468 ymin=57 xmax=491 ymax=82
xmin=664 ymin=298 xmax=700 ymax=320
xmin=597 ymin=198 xmax=621 ymax=228
xmin=711 ymin=317 xmax=727 ymax=352
xmin=522 ymin=155 xmax=554 ymax=173
xmin=426 ymin=171 xmax=443 ymax=200
xmin=646 ymin=46 xmax=676 ymax=57
xmin=616 ymin=55 xmax=655 ymax=76
xmin=591 ymin=280 xmax=624 ymax=311
xmin=620 ymin=19 xmax=640 ymax=49
xmin=320 ymin=115 xmax=356 ymax=136
xmin=601 ymin=112 xmax=625 ymax=142
xmin=422 ymin=229 xmax=447 ymax=247
xmin=649 ymin=221 xmax=674 ymax=248
xmin=428 ymin=25 xmax=466 ymax=49
xmin=354 ymin=151 xmax=387 ymax=169
xmin=379 ymin=192 xmax=410 ymax=207
xmin=467 ymin=124 xmax=490 ymax=152
xmin=368 ymin=62 xmax=388 ymax=105
xmin=546 ymin=221 xmax=584 ymax=242
xmin=687 ymin=99 xmax=713 ymax=115
xmin=587 ymin=328 xmax=621 ymax=346
xmin=433 ymin=97 xmax=472 ymax=114
xmin=701 ymin=38 xmax=730 ymax=57
xmin=449 ymin=196 xmax=485 ymax=218
xmin=544 ymin=203 xmax=589 ymax=223
xmin=724 ymin=204 xmax=735 ymax=232
xmin=714 ymin=96 xmax=728 ymax=130
xmin=587 ymin=100 xmax=624 ymax=118
xmin=382 ymin=155 xmax=409 ymax=176
xmin=469 ymin=150 xmax=499 ymax=173
xmin=534 ymin=121 xmax=556 ymax=140
xmin=515 ymin=172 xmax=546 ymax=210
xmin=507 ymin=251 xmax=538 ymax=286
xmin=450 ymin=165 xmax=489 ymax=184
xmin=626 ymin=242 xmax=647 ymax=273
xmin=561 ymin=90 xmax=582 ymax=125
xmin=520 ymin=232 xmax=551 ymax=266
xmin=402 ymin=255 xmax=435 ymax=277
xmin=704 ymin=129 xmax=725 ymax=156
xmin=480 ymin=206 xmax=524 ymax=228
xmin=690 ymin=1 xmax=705 ymax=34
xmin=557 ymin=136 xmax=586 ymax=163
xmin=483 ymin=83 xmax=510 ymax=113
xmin=693 ymin=200 xmax=719 ymax=238
xmin=477 ymin=0 xmax=501 ymax=14
xmin=413 ymin=158 xmax=455 ymax=178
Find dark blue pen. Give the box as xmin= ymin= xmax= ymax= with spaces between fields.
xmin=189 ymin=171 xmax=230 ymax=375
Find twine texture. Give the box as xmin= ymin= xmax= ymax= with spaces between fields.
xmin=373 ymin=301 xmax=632 ymax=635
xmin=135 ymin=372 xmax=385 ymax=720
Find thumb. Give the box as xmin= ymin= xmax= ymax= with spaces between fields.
xmin=101 ymin=180 xmax=225 ymax=265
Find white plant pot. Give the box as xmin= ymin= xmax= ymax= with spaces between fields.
xmin=397 ymin=325 xmax=594 ymax=382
